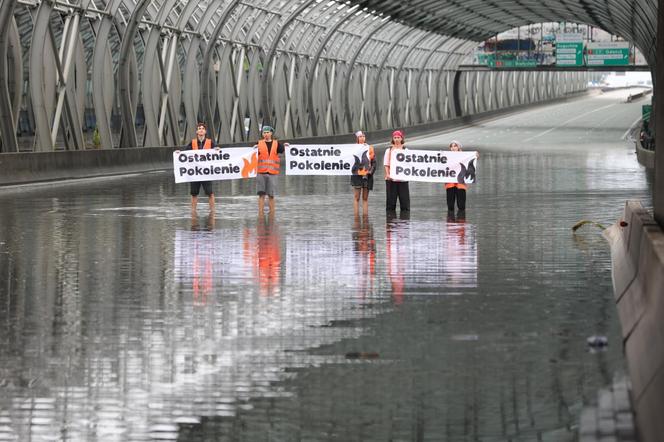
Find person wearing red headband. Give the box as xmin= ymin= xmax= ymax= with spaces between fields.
xmin=383 ymin=130 xmax=410 ymax=212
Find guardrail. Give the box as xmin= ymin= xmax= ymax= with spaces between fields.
xmin=626 ymin=88 xmax=653 ymax=103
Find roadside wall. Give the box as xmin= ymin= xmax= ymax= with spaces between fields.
xmin=605 ymin=201 xmax=664 ymax=442
xmin=0 ymin=92 xmax=588 ymax=186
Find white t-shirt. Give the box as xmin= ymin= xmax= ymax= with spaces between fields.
xmin=384 ymin=146 xmax=406 ymax=182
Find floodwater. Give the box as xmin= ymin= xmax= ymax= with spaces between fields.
xmin=0 ymin=89 xmax=652 ymax=441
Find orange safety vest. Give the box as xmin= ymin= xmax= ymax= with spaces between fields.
xmin=192 ymin=138 xmax=212 ymax=150
xmin=257 ymin=140 xmax=280 ymax=174
xmin=445 ymin=183 xmax=468 ymax=190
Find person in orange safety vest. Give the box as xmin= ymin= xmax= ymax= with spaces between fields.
xmin=445 ymin=140 xmax=479 ymax=214
xmin=176 ymin=122 xmax=218 ymax=213
xmin=255 ymin=126 xmax=288 ymax=215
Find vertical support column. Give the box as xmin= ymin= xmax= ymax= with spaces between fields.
xmin=386 ymin=68 xmax=394 ymax=126
xmin=452 ymin=70 xmax=462 ymax=118
xmin=324 ymin=61 xmax=337 ymax=135
xmin=229 ymin=46 xmax=246 ymax=141
xmin=359 ymin=65 xmax=368 ymax=130
xmin=92 ymin=0 xmax=122 ymax=149
xmin=118 ymin=0 xmax=150 ymax=148
xmin=425 ymin=70 xmax=432 ymax=122
xmin=0 ymin=0 xmax=17 ymax=152
xmin=282 ymin=55 xmax=296 ymax=138
xmin=655 ymin=0 xmax=664 ymax=226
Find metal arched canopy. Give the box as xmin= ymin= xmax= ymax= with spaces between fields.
xmin=346 ymin=0 xmax=657 ymax=65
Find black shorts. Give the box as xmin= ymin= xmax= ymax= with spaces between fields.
xmin=190 ymin=181 xmax=213 ymax=196
xmin=351 ymin=174 xmax=374 ymax=190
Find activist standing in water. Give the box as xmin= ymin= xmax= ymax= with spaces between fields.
xmin=351 ymin=131 xmax=376 ymax=215
xmin=445 ymin=140 xmax=478 ymax=213
xmin=384 ymin=130 xmax=410 ymax=212
xmin=178 ymin=122 xmax=216 ymax=213
xmin=256 ymin=126 xmax=287 ymax=215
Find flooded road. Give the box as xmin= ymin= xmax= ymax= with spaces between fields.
xmin=0 ymin=89 xmax=652 ymax=441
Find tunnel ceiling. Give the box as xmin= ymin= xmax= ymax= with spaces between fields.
xmin=351 ymin=0 xmax=657 ymax=64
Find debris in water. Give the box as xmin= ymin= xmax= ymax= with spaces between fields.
xmin=345 ymin=352 xmax=379 ymax=359
xmin=586 ymin=335 xmax=608 ymax=349
xmin=572 ymin=220 xmax=606 ymax=232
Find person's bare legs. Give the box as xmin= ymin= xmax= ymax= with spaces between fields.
xmin=353 ymin=188 xmax=361 ymax=214
xmin=258 ymin=194 xmax=266 ymax=214
xmin=362 ymin=188 xmax=369 ymax=214
xmin=208 ymin=194 xmax=215 ymax=212
xmin=191 ymin=196 xmax=198 ymax=212
xmin=268 ymin=196 xmax=275 ymax=214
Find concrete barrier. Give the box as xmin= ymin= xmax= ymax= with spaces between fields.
xmin=625 ymin=88 xmax=653 ymax=103
xmin=0 ymin=91 xmax=589 ymax=187
xmin=604 ymin=201 xmax=664 ymax=442
xmin=634 ymin=126 xmax=655 ymax=170
xmin=0 ymin=147 xmax=174 ymax=186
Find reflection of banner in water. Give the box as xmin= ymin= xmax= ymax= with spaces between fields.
xmin=442 ymin=219 xmax=478 ymax=289
xmin=283 ymin=230 xmax=366 ymax=292
xmin=243 ymin=218 xmax=282 ymax=297
xmin=386 ymin=219 xmax=478 ymax=302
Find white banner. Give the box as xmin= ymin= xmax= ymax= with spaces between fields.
xmin=173 ymin=148 xmax=257 ymax=183
xmin=389 ymin=149 xmax=477 ymax=183
xmin=286 ymin=144 xmax=371 ymax=175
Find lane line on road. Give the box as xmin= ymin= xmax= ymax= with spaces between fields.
xmin=522 ymin=103 xmax=618 ymax=142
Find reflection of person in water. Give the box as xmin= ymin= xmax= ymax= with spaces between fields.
xmin=444 ymin=208 xmax=478 ymax=289
xmin=243 ymin=214 xmax=282 ymax=297
xmin=352 ymin=214 xmax=376 ymax=297
xmin=190 ymin=212 xmax=216 ymax=304
xmin=385 ymin=211 xmax=409 ymax=304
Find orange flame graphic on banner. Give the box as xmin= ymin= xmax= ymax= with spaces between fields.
xmin=242 ymin=152 xmax=258 ymax=178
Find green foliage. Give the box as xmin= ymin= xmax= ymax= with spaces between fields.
xmin=92 ymin=126 xmax=101 ymax=148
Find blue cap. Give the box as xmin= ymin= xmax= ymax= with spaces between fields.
xmin=262 ymin=126 xmax=274 ymax=133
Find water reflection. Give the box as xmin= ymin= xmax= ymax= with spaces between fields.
xmin=249 ymin=214 xmax=282 ymax=298
xmin=0 ymin=91 xmax=650 ymax=440
xmin=351 ymin=215 xmax=376 ymax=299
xmin=386 ymin=210 xmax=478 ymax=305
xmin=386 ymin=211 xmax=409 ymax=304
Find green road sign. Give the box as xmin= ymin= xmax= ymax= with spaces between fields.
xmin=642 ymin=104 xmax=652 ymax=123
xmin=587 ymin=42 xmax=630 ymax=66
xmin=556 ymin=42 xmax=584 ymax=66
xmin=479 ymin=53 xmax=537 ymax=68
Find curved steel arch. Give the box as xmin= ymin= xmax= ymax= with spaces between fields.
xmin=0 ymin=0 xmax=19 ymax=152
xmin=260 ymin=0 xmax=317 ymax=130
xmin=342 ymin=17 xmax=390 ymax=133
xmin=118 ymin=0 xmax=151 ymax=148
xmin=305 ymin=6 xmax=363 ymax=136
xmin=3 ymin=0 xmax=657 ymax=153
